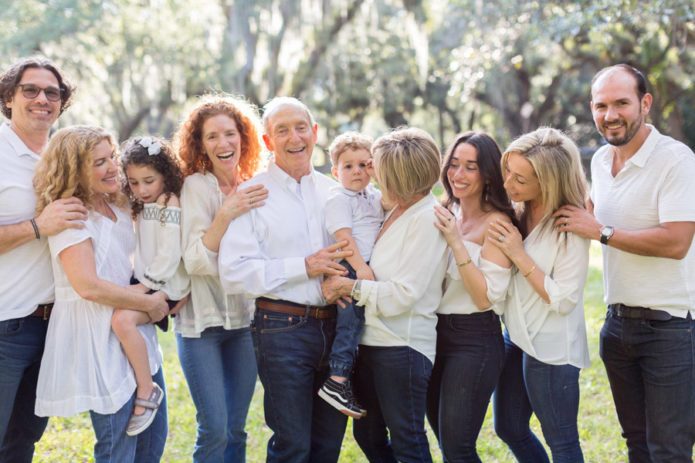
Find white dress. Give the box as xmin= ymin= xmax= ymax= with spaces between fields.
xmin=35 ymin=205 xmax=162 ymax=417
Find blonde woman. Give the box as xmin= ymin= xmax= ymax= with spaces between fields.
xmin=33 ymin=126 xmax=170 ymax=462
xmin=322 ymin=127 xmax=448 ymax=462
xmin=487 ymin=127 xmax=590 ymax=463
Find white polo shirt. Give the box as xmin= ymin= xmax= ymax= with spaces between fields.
xmin=0 ymin=122 xmax=55 ymax=321
xmin=591 ymin=125 xmax=695 ymax=318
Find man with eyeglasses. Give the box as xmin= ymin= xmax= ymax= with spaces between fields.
xmin=0 ymin=56 xmax=87 ymax=462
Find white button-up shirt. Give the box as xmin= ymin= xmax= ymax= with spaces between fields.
xmin=502 ymin=220 xmax=590 ymax=368
xmin=219 ymin=160 xmax=338 ymax=305
xmin=0 ymin=122 xmax=55 ymax=321
xmin=591 ymin=125 xmax=695 ymax=318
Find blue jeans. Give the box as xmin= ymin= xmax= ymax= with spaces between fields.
xmin=353 ymin=345 xmax=434 ymax=463
xmin=90 ymin=367 xmax=167 ymax=463
xmin=0 ymin=315 xmax=49 ymax=463
xmin=600 ymin=309 xmax=695 ymax=463
xmin=426 ymin=311 xmax=505 ymax=463
xmin=176 ymin=326 xmax=257 ymax=463
xmin=253 ymin=306 xmax=347 ymax=462
xmin=330 ymin=260 xmax=365 ymax=378
xmin=494 ymin=332 xmax=583 ymax=463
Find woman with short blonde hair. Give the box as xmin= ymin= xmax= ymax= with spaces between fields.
xmin=489 ymin=127 xmax=590 ymax=462
xmin=322 ymin=127 xmax=448 ymax=462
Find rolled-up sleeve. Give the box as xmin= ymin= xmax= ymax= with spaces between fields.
xmin=542 ymin=232 xmax=590 ymax=315
xmin=480 ymin=257 xmax=511 ymax=305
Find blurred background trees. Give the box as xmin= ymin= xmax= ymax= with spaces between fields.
xmin=2 ymin=0 xmax=693 ymax=169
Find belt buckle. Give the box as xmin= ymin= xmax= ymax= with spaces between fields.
xmin=311 ymin=306 xmax=320 ymax=318
xmin=43 ymin=305 xmax=48 ymax=320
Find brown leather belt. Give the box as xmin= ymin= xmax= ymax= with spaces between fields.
xmin=609 ymin=303 xmax=672 ymax=321
xmin=29 ymin=303 xmax=54 ymax=320
xmin=256 ymin=297 xmax=337 ymax=319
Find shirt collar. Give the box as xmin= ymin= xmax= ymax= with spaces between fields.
xmin=0 ymin=122 xmax=37 ymax=159
xmin=267 ymin=159 xmax=316 ymax=189
xmin=626 ymin=124 xmax=659 ymax=168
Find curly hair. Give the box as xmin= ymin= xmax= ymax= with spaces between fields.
xmin=34 ymin=125 xmax=125 ymax=214
xmin=0 ymin=56 xmax=76 ymax=119
xmin=441 ymin=131 xmax=516 ymax=225
xmin=174 ymin=94 xmax=263 ymax=181
xmin=120 ymin=137 xmax=184 ymax=219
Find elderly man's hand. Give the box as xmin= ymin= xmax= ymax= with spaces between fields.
xmin=35 ymin=197 xmax=88 ymax=237
xmin=321 ymin=275 xmax=354 ymax=306
xmin=304 ymin=240 xmax=352 ymax=278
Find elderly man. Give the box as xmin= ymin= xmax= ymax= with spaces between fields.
xmin=218 ymin=97 xmax=350 ymax=462
xmin=0 ymin=57 xmax=87 ymax=462
xmin=556 ymin=64 xmax=695 ymax=462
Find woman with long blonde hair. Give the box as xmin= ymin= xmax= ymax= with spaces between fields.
xmin=488 ymin=127 xmax=590 ymax=463
xmin=33 ymin=125 xmax=170 ymax=462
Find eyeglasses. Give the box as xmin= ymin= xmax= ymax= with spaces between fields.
xmin=15 ymin=84 xmax=64 ymax=102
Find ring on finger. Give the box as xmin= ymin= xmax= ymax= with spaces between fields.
xmin=498 ymin=235 xmax=505 ymax=242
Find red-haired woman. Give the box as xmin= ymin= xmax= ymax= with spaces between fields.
xmin=173 ymin=95 xmax=267 ymax=463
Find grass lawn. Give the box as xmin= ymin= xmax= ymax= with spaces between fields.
xmin=34 ymin=243 xmax=629 ymax=462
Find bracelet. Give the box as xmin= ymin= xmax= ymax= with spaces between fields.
xmin=523 ymin=265 xmax=536 ymax=278
xmin=30 ymin=218 xmax=40 ymax=240
xmin=457 ymin=258 xmax=472 ymax=268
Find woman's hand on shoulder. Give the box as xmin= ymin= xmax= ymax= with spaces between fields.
xmin=487 ymin=218 xmax=524 ymax=261
xmin=219 ymin=184 xmax=269 ymax=221
xmin=433 ymin=205 xmax=461 ymax=249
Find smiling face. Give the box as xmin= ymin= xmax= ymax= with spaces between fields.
xmin=503 ymin=152 xmax=541 ymax=205
xmin=332 ymin=148 xmax=372 ymax=192
xmin=263 ymin=103 xmax=317 ymax=181
xmin=201 ymin=113 xmax=241 ymax=180
xmin=591 ymin=69 xmax=651 ymax=147
xmin=91 ymin=139 xmax=119 ymax=195
xmin=126 ymin=164 xmax=165 ymax=203
xmin=446 ymin=142 xmax=485 ymax=203
xmin=6 ymin=67 xmax=61 ymax=136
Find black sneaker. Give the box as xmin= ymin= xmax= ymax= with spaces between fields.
xmin=318 ymin=378 xmax=366 ymax=419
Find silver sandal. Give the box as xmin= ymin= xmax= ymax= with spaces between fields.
xmin=126 ymin=383 xmax=164 ymax=436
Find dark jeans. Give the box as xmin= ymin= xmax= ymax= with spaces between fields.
xmin=329 ymin=260 xmax=365 ymax=378
xmin=252 ymin=306 xmax=347 ymax=463
xmin=426 ymin=311 xmax=505 ymax=463
xmin=353 ymin=345 xmax=433 ymax=463
xmin=0 ymin=315 xmax=49 ymax=463
xmin=600 ymin=309 xmax=695 ymax=463
xmin=494 ymin=331 xmax=583 ymax=463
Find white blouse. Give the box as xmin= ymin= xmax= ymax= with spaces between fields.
xmin=502 ymin=220 xmax=590 ymax=368
xmin=177 ymin=172 xmax=253 ymax=337
xmin=36 ymin=206 xmax=162 ymax=417
xmin=356 ymin=194 xmax=448 ymax=363
xmin=133 ymin=203 xmax=190 ymax=300
xmin=437 ymin=240 xmax=511 ymax=316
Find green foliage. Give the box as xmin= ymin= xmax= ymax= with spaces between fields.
xmin=1 ymin=0 xmax=693 ymax=159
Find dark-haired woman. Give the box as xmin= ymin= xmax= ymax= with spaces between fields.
xmin=425 ymin=132 xmax=514 ymax=462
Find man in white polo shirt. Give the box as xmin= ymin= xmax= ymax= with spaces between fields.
xmin=0 ymin=57 xmax=86 ymax=462
xmin=555 ymin=64 xmax=695 ymax=462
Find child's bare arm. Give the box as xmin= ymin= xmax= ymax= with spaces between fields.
xmin=333 ymin=228 xmax=375 ymax=281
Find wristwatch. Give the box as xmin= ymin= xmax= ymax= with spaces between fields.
xmin=351 ymin=280 xmax=362 ymax=301
xmin=600 ymin=225 xmax=614 ymax=245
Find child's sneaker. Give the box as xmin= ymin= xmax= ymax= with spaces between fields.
xmin=318 ymin=378 xmax=366 ymax=419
